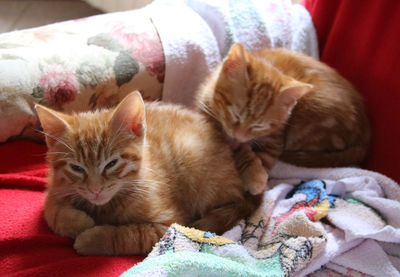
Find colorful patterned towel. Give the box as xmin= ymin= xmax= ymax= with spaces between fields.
xmin=121 ymin=162 xmax=400 ymax=277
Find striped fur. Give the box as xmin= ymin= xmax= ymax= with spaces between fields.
xmin=36 ymin=91 xmax=261 ymax=256
xmin=196 ymin=43 xmax=371 ymax=195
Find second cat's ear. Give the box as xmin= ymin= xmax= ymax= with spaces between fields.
xmin=35 ymin=105 xmax=71 ymax=147
xmin=221 ymin=43 xmax=249 ymax=85
xmin=278 ymin=81 xmax=313 ymax=109
xmin=111 ymin=91 xmax=146 ymax=137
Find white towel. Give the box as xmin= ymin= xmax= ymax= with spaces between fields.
xmin=144 ymin=0 xmax=220 ymax=107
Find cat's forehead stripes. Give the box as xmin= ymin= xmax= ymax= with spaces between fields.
xmin=67 ymin=113 xmax=114 ymax=167
xmin=246 ymin=82 xmax=275 ymax=120
xmin=120 ymin=152 xmax=140 ymax=161
xmin=215 ymin=88 xmax=233 ymax=106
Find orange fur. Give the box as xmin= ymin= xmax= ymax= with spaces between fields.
xmin=197 ymin=43 xmax=371 ymax=194
xmin=36 ymin=91 xmax=261 ymax=256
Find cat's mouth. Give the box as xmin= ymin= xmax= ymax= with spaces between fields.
xmin=88 ymin=193 xmax=112 ymax=206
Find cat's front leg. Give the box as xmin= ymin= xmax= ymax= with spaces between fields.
xmin=44 ymin=198 xmax=95 ymax=239
xmin=234 ymin=143 xmax=268 ymax=195
xmin=74 ymin=223 xmax=168 ymax=256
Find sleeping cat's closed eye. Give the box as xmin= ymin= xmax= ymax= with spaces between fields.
xmin=228 ymin=108 xmax=241 ymax=124
xmin=250 ymin=123 xmax=271 ymax=132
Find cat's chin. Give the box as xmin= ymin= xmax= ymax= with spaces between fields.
xmin=87 ymin=196 xmax=112 ymax=206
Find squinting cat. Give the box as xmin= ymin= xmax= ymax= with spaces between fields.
xmin=36 ymin=91 xmax=261 ymax=256
xmin=197 ymin=43 xmax=371 ymax=195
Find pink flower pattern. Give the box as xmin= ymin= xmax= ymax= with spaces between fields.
xmin=110 ymin=24 xmax=165 ymax=83
xmin=39 ymin=68 xmax=79 ymax=107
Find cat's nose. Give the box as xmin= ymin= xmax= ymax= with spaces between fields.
xmin=225 ymin=136 xmax=240 ymax=150
xmin=88 ymin=185 xmax=103 ymax=194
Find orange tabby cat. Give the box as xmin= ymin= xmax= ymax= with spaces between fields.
xmin=197 ymin=43 xmax=370 ymax=195
xmin=35 ymin=91 xmax=260 ymax=256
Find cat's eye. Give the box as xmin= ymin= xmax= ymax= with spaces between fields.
xmin=105 ymin=159 xmax=118 ymax=170
xmin=251 ymin=123 xmax=270 ymax=132
xmin=70 ymin=164 xmax=85 ymax=173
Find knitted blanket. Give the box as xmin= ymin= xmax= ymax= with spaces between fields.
xmin=121 ymin=162 xmax=400 ymax=277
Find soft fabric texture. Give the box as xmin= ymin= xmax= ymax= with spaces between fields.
xmin=0 ymin=0 xmax=317 ymax=143
xmin=0 ymin=141 xmax=142 ymax=276
xmin=303 ymin=0 xmax=400 ymax=184
xmin=122 ymin=162 xmax=400 ymax=277
xmin=0 ymin=9 xmax=164 ymax=143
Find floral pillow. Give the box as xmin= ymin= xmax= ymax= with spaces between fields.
xmin=0 ymin=10 xmax=164 ymax=142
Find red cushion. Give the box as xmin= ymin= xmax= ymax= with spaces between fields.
xmin=0 ymin=141 xmax=143 ymax=276
xmin=303 ymin=0 xmax=400 ymax=183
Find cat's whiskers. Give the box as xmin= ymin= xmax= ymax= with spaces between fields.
xmin=118 ymin=180 xmax=149 ymax=191
xmin=199 ymin=101 xmax=219 ymax=121
xmin=142 ymin=166 xmax=170 ymax=181
xmin=52 ymin=187 xmax=80 ymax=200
xmin=47 ymin=151 xmax=70 ymax=156
xmin=124 ymin=182 xmax=150 ymax=193
xmin=52 ymin=157 xmax=71 ymax=163
xmin=34 ymin=128 xmax=75 ymax=153
xmin=124 ymin=185 xmax=150 ymax=194
xmin=140 ymin=175 xmax=172 ymax=187
xmin=38 ymin=151 xmax=69 ymax=158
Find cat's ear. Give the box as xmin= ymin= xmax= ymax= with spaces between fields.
xmin=111 ymin=91 xmax=145 ymax=137
xmin=221 ymin=43 xmax=249 ymax=86
xmin=278 ymin=81 xmax=313 ymax=109
xmin=35 ymin=104 xmax=71 ymax=147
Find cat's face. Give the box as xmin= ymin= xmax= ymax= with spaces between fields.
xmin=199 ymin=43 xmax=311 ymax=143
xmin=36 ymin=91 xmax=146 ymax=206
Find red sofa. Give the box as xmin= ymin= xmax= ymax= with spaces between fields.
xmin=1 ymin=1 xmax=399 ymax=276
xmin=303 ymin=0 xmax=400 ymax=184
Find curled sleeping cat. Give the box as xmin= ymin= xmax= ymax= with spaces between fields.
xmin=36 ymin=91 xmax=261 ymax=256
xmin=197 ymin=43 xmax=371 ymax=195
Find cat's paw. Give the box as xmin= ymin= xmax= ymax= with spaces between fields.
xmin=74 ymin=225 xmax=115 ymax=256
xmin=246 ymin=161 xmax=268 ymax=195
xmin=52 ymin=209 xmax=95 ymax=239
xmin=234 ymin=144 xmax=269 ymax=195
